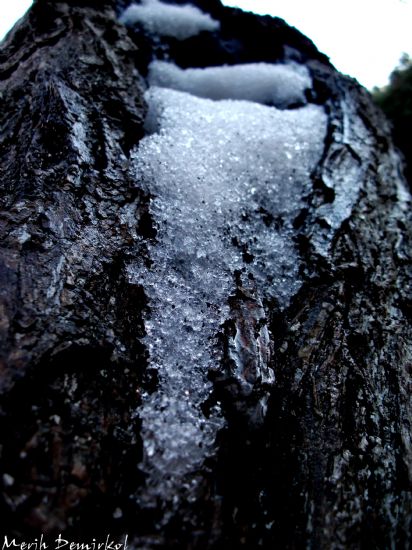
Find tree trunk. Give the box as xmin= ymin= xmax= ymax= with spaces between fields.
xmin=0 ymin=1 xmax=411 ymax=547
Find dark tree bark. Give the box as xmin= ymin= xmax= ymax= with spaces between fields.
xmin=0 ymin=0 xmax=411 ymax=548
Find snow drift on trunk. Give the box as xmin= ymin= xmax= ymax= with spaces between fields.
xmin=128 ymin=85 xmax=327 ymax=508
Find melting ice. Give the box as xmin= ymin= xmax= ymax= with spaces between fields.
xmin=128 ymin=76 xmax=327 ymax=506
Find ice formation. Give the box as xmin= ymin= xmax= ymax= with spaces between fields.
xmin=119 ymin=0 xmax=220 ymax=40
xmin=148 ymin=60 xmax=312 ymax=108
xmin=310 ymin=98 xmax=373 ymax=255
xmin=128 ymin=82 xmax=327 ymax=506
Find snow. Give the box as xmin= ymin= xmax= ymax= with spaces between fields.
xmin=128 ymin=84 xmax=327 ymax=507
xmin=119 ymin=0 xmax=220 ymax=40
xmin=148 ymin=60 xmax=312 ymax=108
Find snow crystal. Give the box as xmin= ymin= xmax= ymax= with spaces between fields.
xmin=119 ymin=0 xmax=220 ymax=40
xmin=148 ymin=60 xmax=312 ymax=108
xmin=129 ymin=85 xmax=327 ymax=507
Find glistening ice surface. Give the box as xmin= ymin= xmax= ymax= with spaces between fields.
xmin=129 ymin=86 xmax=327 ymax=507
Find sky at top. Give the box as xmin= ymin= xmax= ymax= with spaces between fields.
xmin=1 ymin=0 xmax=411 ymax=90
xmin=222 ymin=0 xmax=412 ymax=90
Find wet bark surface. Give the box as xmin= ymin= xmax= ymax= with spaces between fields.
xmin=0 ymin=0 xmax=411 ymax=547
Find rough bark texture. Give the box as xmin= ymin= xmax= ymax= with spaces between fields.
xmin=0 ymin=0 xmax=411 ymax=547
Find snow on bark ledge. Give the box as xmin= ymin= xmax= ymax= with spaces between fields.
xmin=148 ymin=60 xmax=312 ymax=108
xmin=120 ymin=0 xmax=220 ymax=39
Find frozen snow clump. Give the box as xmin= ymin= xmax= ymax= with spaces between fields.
xmin=120 ymin=0 xmax=220 ymax=39
xmin=148 ymin=60 xmax=312 ymax=108
xmin=128 ymin=86 xmax=327 ymax=506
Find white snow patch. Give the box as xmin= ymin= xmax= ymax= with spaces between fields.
xmin=148 ymin=60 xmax=312 ymax=108
xmin=119 ymin=0 xmax=220 ymax=40
xmin=129 ymin=86 xmax=327 ymax=507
